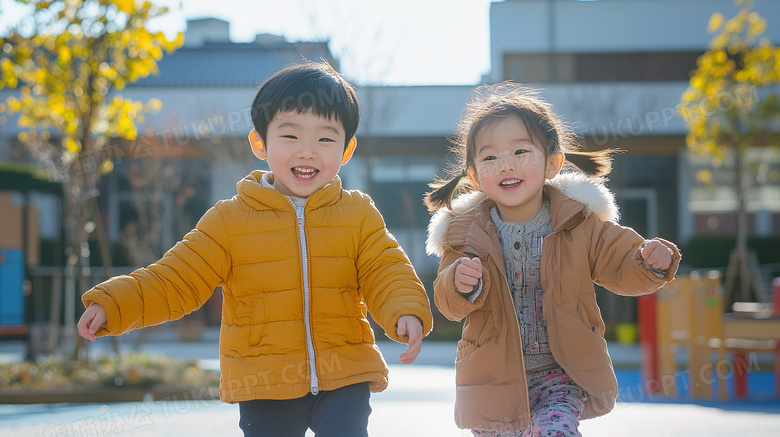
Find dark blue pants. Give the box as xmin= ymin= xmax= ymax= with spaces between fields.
xmin=238 ymin=382 xmax=371 ymax=437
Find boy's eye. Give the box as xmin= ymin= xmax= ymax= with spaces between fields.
xmin=282 ymin=135 xmax=297 ymax=139
xmin=515 ymin=149 xmax=528 ymax=155
xmin=482 ymin=155 xmax=497 ymax=161
xmin=319 ymin=137 xmax=335 ymax=143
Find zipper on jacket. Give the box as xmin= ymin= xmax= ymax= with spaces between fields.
xmin=495 ymin=250 xmax=530 ymax=416
xmin=293 ymin=202 xmax=319 ymax=395
xmin=505 ymin=276 xmax=528 ymax=378
xmin=541 ymin=233 xmax=610 ymax=405
xmin=503 ymin=275 xmax=532 ymax=420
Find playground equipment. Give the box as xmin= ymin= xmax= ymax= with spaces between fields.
xmin=0 ymin=192 xmax=40 ymax=337
xmin=638 ymin=272 xmax=780 ymax=400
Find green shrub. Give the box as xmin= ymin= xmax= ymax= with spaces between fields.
xmin=0 ymin=353 xmax=219 ymax=390
xmin=684 ymin=235 xmax=780 ymax=269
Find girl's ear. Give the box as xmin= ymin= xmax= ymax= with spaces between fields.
xmin=545 ymin=152 xmax=564 ymax=179
xmin=248 ymin=129 xmax=266 ymax=160
xmin=466 ymin=167 xmax=479 ymax=187
xmin=342 ymin=137 xmax=357 ymax=165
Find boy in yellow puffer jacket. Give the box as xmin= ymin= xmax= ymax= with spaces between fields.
xmin=77 ymin=62 xmax=433 ymax=437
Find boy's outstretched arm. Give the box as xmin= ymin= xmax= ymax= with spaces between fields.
xmin=397 ymin=315 xmax=423 ymax=364
xmin=78 ymin=303 xmax=107 ymax=341
xmin=81 ymin=205 xmax=231 ymax=337
xmin=356 ymin=197 xmax=433 ymax=344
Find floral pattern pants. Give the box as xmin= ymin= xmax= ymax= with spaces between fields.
xmin=471 ymin=367 xmax=586 ymax=437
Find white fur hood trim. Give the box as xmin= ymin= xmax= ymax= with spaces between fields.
xmin=548 ymin=172 xmax=620 ymax=222
xmin=425 ymin=172 xmax=620 ymax=257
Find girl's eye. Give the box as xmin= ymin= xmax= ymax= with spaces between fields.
xmin=515 ymin=149 xmax=528 ymax=155
xmin=482 ymin=155 xmax=497 ymax=161
xmin=282 ymin=135 xmax=297 ymax=139
xmin=319 ymin=138 xmax=335 ymax=142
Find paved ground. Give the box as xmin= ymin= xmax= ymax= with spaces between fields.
xmin=1 ymin=365 xmax=779 ymax=436
xmin=1 ymin=328 xmax=779 ymax=436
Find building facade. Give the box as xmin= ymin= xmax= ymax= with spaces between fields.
xmin=482 ymin=0 xmax=780 ymax=328
xmin=2 ymin=1 xmax=779 ymax=335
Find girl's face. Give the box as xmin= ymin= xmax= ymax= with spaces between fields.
xmin=468 ymin=114 xmax=562 ymax=223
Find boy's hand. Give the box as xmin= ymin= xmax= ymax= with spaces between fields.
xmin=397 ymin=315 xmax=423 ymax=365
xmin=641 ymin=240 xmax=672 ymax=271
xmin=454 ymin=257 xmax=482 ymax=294
xmin=78 ymin=303 xmax=107 ymax=341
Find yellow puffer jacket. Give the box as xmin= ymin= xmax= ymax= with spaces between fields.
xmin=82 ymin=170 xmax=433 ymax=403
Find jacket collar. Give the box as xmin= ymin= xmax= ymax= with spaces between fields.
xmin=425 ymin=172 xmax=619 ymax=258
xmin=235 ymin=170 xmax=343 ymax=211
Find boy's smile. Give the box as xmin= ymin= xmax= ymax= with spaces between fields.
xmin=251 ymin=111 xmax=354 ymax=198
xmin=292 ymin=166 xmax=318 ymax=179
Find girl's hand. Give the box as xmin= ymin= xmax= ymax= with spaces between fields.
xmin=641 ymin=240 xmax=672 ymax=271
xmin=397 ymin=315 xmax=423 ymax=364
xmin=454 ymin=257 xmax=482 ymax=294
xmin=77 ymin=303 xmax=107 ymax=341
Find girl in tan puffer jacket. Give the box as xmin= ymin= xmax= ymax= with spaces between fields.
xmin=425 ymin=83 xmax=680 ymax=436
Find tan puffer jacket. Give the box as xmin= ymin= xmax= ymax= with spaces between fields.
xmin=83 ymin=170 xmax=433 ymax=403
xmin=426 ymin=173 xmax=680 ymax=432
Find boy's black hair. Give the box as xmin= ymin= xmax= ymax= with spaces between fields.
xmin=250 ymin=61 xmax=360 ymax=149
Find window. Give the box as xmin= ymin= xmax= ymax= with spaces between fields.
xmin=368 ymin=156 xmax=439 ymax=229
xmin=503 ymin=51 xmax=702 ymax=83
xmin=688 ymin=148 xmax=780 ymax=213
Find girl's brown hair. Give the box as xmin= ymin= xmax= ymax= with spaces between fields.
xmin=424 ymin=83 xmax=618 ymax=212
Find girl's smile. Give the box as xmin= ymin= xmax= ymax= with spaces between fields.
xmin=469 ymin=114 xmax=562 ymax=223
xmin=499 ymin=177 xmax=523 ymax=189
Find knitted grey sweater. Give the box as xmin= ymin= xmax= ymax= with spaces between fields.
xmin=489 ymin=199 xmax=558 ymax=371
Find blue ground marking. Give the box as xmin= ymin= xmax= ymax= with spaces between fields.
xmin=615 ymin=368 xmax=780 ymax=407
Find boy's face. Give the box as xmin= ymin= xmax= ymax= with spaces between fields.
xmin=250 ymin=111 xmax=355 ymax=198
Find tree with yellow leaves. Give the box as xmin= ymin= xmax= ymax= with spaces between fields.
xmin=678 ymin=0 xmax=780 ymax=306
xmin=0 ymin=0 xmax=182 ymax=356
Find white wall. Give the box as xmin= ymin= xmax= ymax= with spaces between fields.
xmin=5 ymin=81 xmax=692 ymax=160
xmin=123 ymin=85 xmax=475 ymax=140
xmin=356 ymin=86 xmax=474 ymax=137
xmin=119 ymin=87 xmax=256 ymax=140
xmin=541 ymin=81 xmax=690 ymax=136
xmin=355 ymin=82 xmax=690 ymax=137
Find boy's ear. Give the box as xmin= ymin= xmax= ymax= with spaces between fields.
xmin=341 ymin=137 xmax=357 ymax=165
xmin=248 ymin=129 xmax=266 ymax=160
xmin=545 ymin=152 xmax=564 ymax=179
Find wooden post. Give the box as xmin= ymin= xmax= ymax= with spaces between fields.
xmin=48 ymin=271 xmax=62 ymax=354
xmin=774 ymin=277 xmax=780 ymax=398
xmin=689 ymin=273 xmax=713 ymax=399
xmin=655 ymin=280 xmax=684 ymax=397
xmin=734 ymin=352 xmax=749 ymax=398
xmin=638 ymin=293 xmax=658 ymax=392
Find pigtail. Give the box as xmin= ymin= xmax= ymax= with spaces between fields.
xmin=424 ymin=171 xmax=470 ymax=212
xmin=562 ymin=148 xmax=621 ymax=178
xmin=549 ymin=110 xmax=621 ymax=179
